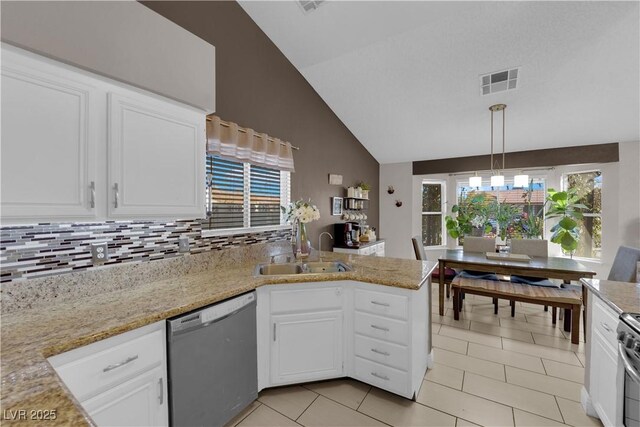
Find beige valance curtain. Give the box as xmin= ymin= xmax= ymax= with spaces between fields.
xmin=206 ymin=116 xmax=295 ymax=172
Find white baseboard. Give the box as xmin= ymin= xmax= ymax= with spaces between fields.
xmin=581 ymin=386 xmax=598 ymax=418
xmin=426 ymin=349 xmax=435 ymax=369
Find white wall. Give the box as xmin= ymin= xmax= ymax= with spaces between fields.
xmin=1 ymin=0 xmax=215 ymax=112
xmin=379 ymin=141 xmax=640 ymax=278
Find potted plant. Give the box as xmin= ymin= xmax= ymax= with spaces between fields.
xmin=356 ymin=181 xmax=371 ymax=199
xmin=281 ymin=199 xmax=321 ymax=259
xmin=545 ymin=188 xmax=586 ymax=257
xmin=445 ymin=193 xmax=492 ymax=241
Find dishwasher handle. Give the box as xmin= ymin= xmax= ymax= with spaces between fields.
xmin=168 ymin=299 xmax=256 ymax=336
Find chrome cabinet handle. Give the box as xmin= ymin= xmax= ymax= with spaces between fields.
xmin=273 ymin=323 xmax=277 ymax=342
xmin=371 ymin=372 xmax=389 ymax=381
xmin=103 ymin=355 xmax=138 ymax=372
xmin=89 ymin=181 xmax=96 ymax=208
xmin=371 ymin=301 xmax=390 ymax=307
xmin=370 ymin=324 xmax=390 ymax=332
xmin=600 ymin=322 xmax=612 ymax=333
xmin=114 ymin=183 xmax=119 ymax=208
xmin=158 ymin=377 xmax=164 ymax=404
xmin=619 ymin=342 xmax=640 ymax=384
xmin=371 ymin=348 xmax=390 ymax=356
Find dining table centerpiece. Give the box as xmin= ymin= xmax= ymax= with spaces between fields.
xmin=282 ymin=199 xmax=320 ymax=259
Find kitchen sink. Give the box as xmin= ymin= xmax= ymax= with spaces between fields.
xmin=255 ymin=261 xmax=352 ymax=276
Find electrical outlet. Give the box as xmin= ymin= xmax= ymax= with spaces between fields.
xmin=178 ymin=235 xmax=190 ymax=253
xmin=91 ymin=242 xmax=109 ymax=263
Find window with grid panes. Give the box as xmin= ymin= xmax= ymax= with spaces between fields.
xmin=422 ymin=181 xmax=445 ymax=247
xmin=204 ymin=155 xmax=290 ymax=230
xmin=565 ymin=171 xmax=602 ymax=259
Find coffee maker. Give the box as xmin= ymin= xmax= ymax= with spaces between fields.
xmin=334 ymin=222 xmax=361 ymax=248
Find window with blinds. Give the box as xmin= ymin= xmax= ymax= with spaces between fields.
xmin=204 ymin=155 xmax=290 ymax=231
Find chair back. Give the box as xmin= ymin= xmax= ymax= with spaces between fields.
xmin=411 ymin=236 xmax=427 ymax=261
xmin=510 ymin=239 xmax=549 ymax=257
xmin=608 ymin=246 xmax=640 ymax=282
xmin=463 ymin=236 xmax=496 ymax=253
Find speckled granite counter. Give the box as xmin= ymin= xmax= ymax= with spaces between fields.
xmin=581 ymin=278 xmax=640 ymax=314
xmin=1 ymin=247 xmax=435 ymax=425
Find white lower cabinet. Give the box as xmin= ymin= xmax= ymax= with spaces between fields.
xmin=333 ymin=241 xmax=386 ymax=257
xmin=48 ymin=321 xmax=168 ymax=427
xmin=271 ymin=311 xmax=343 ymax=385
xmin=257 ymin=280 xmax=430 ymax=400
xmin=587 ymin=295 xmax=624 ymax=426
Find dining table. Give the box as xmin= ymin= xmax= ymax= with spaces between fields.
xmin=437 ymin=249 xmax=597 ymax=332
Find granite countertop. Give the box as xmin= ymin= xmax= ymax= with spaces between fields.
xmin=581 ymin=278 xmax=640 ymax=314
xmin=334 ymin=239 xmax=385 ymax=249
xmin=0 ymin=251 xmax=435 ymax=426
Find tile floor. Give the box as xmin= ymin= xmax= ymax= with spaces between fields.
xmin=227 ymin=290 xmax=604 ymax=427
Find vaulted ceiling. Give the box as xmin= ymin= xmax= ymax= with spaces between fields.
xmin=239 ymin=1 xmax=639 ymax=164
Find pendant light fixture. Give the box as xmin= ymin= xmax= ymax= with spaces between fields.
xmin=513 ymin=174 xmax=529 ymax=188
xmin=469 ymin=173 xmax=482 ymax=188
xmin=489 ymin=104 xmax=506 ymax=187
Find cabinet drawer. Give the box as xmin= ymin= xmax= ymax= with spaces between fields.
xmin=354 ymin=356 xmax=409 ymax=396
xmin=355 ymin=334 xmax=409 ymax=371
xmin=270 ymin=287 xmax=342 ymax=314
xmin=354 ymin=311 xmax=409 ymax=345
xmin=592 ymin=297 xmax=619 ymax=350
xmin=55 ymin=330 xmax=163 ymax=400
xmin=355 ymin=288 xmax=408 ymax=320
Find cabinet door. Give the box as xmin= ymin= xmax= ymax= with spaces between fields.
xmin=108 ymin=91 xmax=205 ymax=218
xmin=82 ymin=366 xmax=167 ymax=427
xmin=1 ymin=49 xmax=99 ymax=221
xmin=271 ymin=311 xmax=343 ymax=385
xmin=591 ymin=330 xmax=622 ymax=426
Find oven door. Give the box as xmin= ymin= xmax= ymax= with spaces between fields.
xmin=619 ymin=342 xmax=640 ymax=427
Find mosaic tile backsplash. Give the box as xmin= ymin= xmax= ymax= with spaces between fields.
xmin=0 ymin=220 xmax=291 ymax=283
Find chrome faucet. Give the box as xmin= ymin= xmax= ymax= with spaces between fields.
xmin=318 ymin=232 xmax=334 ymax=259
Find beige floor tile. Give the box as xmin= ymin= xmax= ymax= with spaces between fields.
xmin=576 ymin=352 xmax=586 ymax=367
xmin=445 ymin=309 xmax=502 ymax=325
xmin=455 ymin=418 xmax=481 ymax=427
xmin=304 ymin=379 xmax=370 ymax=410
xmin=472 ymin=305 xmax=527 ymax=321
xmin=542 ymin=359 xmax=585 ymax=384
xmin=502 ymin=338 xmax=582 ymax=366
xmin=358 ymin=387 xmax=456 ymax=426
xmin=417 ymin=380 xmax=514 ymax=426
xmin=532 ymin=333 xmax=585 ymax=354
xmin=425 ymin=362 xmax=465 ymax=390
xmin=467 ymin=342 xmax=545 ymax=374
xmin=226 ymin=401 xmax=262 ymax=427
xmin=556 ymin=397 xmax=603 ymax=427
xmin=513 ymin=409 xmax=568 ymax=427
xmin=297 ymin=396 xmax=385 ymax=426
xmin=432 ymin=333 xmax=469 ymax=355
xmin=258 ymin=385 xmax=318 ymax=420
xmin=439 ymin=325 xmax=503 ymax=348
xmin=434 ymin=348 xmax=506 ymax=381
xmin=561 ymin=328 xmax=585 ymax=342
xmin=470 ymin=321 xmax=535 ymax=343
xmin=434 ymin=315 xmax=472 ymax=330
xmin=433 ymin=323 xmax=442 ymax=334
xmin=499 ymin=317 xmax=566 ymax=338
xmin=524 ymin=313 xmax=556 ymax=326
xmin=237 ymin=404 xmax=300 ymax=427
xmin=463 ymin=372 xmax=564 ymax=422
xmin=505 ymin=366 xmax=582 ymax=402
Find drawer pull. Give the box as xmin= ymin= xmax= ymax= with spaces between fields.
xmin=600 ymin=322 xmax=612 ymax=333
xmin=103 ymin=355 xmax=138 ymax=372
xmin=371 ymin=372 xmax=389 ymax=381
xmin=371 ymin=348 xmax=390 ymax=356
xmin=370 ymin=324 xmax=390 ymax=332
xmin=371 ymin=301 xmax=390 ymax=307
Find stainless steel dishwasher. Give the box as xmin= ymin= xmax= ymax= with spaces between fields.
xmin=167 ymin=291 xmax=257 ymax=427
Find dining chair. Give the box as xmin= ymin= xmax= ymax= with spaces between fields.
xmin=509 ymin=239 xmax=558 ymax=318
xmin=458 ymin=236 xmax=499 ymax=312
xmin=411 ymin=236 xmax=457 ymax=297
xmin=608 ymin=246 xmax=640 ymax=282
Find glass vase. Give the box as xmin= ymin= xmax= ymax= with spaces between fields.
xmin=291 ymin=220 xmax=311 ymax=259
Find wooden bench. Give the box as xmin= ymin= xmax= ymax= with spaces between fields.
xmin=451 ymin=277 xmax=582 ymax=344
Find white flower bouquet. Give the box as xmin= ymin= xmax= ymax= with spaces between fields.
xmin=281 ymin=200 xmax=321 ymax=224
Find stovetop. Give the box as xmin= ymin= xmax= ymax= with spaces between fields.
xmin=621 ymin=313 xmax=640 ymax=335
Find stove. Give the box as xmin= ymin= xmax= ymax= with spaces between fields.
xmin=617 ymin=313 xmax=640 ymax=427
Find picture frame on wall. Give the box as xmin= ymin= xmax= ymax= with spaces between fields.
xmin=331 ymin=197 xmax=343 ymax=216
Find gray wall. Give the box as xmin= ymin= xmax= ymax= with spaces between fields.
xmin=1 ymin=0 xmax=215 ymax=112
xmin=142 ymin=1 xmax=380 ymax=244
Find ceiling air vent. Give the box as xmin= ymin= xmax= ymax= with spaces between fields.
xmin=480 ymin=67 xmax=519 ymax=95
xmin=298 ymin=0 xmax=325 ymax=13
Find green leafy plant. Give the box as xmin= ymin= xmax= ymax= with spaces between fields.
xmin=445 ymin=193 xmax=492 ymax=239
xmin=489 ymin=201 xmax=520 ymax=240
xmin=545 ymin=188 xmax=587 ymax=257
xmin=356 ymin=181 xmax=371 ymax=191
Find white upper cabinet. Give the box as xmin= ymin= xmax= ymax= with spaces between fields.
xmin=0 ymin=45 xmax=207 ymax=223
xmin=1 ymin=48 xmax=100 ymax=221
xmin=107 ymin=92 xmax=205 ymax=218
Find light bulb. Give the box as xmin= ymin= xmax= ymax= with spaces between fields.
xmin=514 ymin=174 xmax=529 ymax=188
xmin=469 ymin=175 xmax=482 ymax=187
xmin=490 ymin=175 xmax=504 ymax=187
